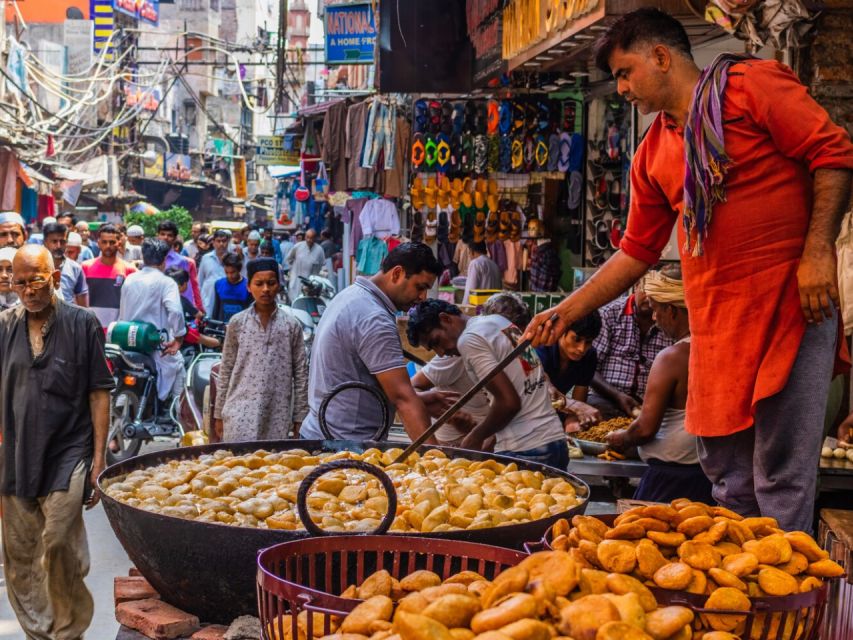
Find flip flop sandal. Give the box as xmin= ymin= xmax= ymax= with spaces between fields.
xmin=512 ymin=102 xmax=526 ymax=134
xmin=424 ymin=136 xmax=438 ymax=169
xmin=414 ymin=99 xmax=428 ymax=134
xmin=411 ymin=192 xmax=425 ymax=209
xmin=425 ymin=191 xmax=437 ymax=209
xmin=567 ymin=170 xmax=583 ymax=211
xmin=452 ymin=103 xmax=465 ymax=136
xmin=488 ymin=179 xmax=499 ymax=197
xmin=449 ymin=189 xmax=461 ymax=209
xmin=511 ymin=210 xmax=523 ymax=235
xmin=437 ymin=210 xmax=449 ymax=243
xmin=589 ymin=250 xmax=606 ymax=267
xmin=499 ymin=100 xmax=513 ymax=135
xmin=440 ymin=102 xmax=453 ymax=136
xmin=593 ymin=218 xmax=611 ymax=250
xmin=428 ymin=101 xmax=442 ymax=134
xmin=475 ymin=178 xmax=488 ymax=194
xmin=411 ymin=209 xmax=424 ymax=243
xmin=537 ymin=101 xmax=551 ymax=132
xmin=499 ymin=210 xmax=512 ymax=241
xmin=460 ymin=191 xmax=474 ymax=209
xmin=607 ymin=125 xmax=621 ymax=160
xmin=547 ymin=133 xmax=561 ymax=172
xmin=473 ymin=135 xmax=488 ymax=174
xmin=563 ymin=102 xmax=576 ymax=132
xmin=437 ymin=190 xmax=450 ymax=209
xmin=475 ymin=101 xmax=488 ymax=135
xmin=460 ymin=134 xmax=474 ymax=172
xmin=426 ymin=175 xmax=438 ymax=192
xmin=474 ymin=190 xmax=486 ymax=208
xmin=435 ymin=133 xmax=452 ymax=170
xmin=523 ymin=136 xmax=536 ymax=172
xmin=425 ymin=210 xmax=438 ymax=241
xmin=534 ymin=136 xmax=549 ymax=170
xmin=411 ymin=134 xmax=426 ymax=170
xmin=487 ymin=100 xmax=500 ymax=135
xmin=511 ymin=138 xmax=524 ymax=172
xmin=447 ymin=134 xmax=462 ymax=173
xmin=487 ymin=135 xmax=500 ymax=172
xmin=464 ymin=101 xmax=478 ymax=133
xmin=459 ymin=205 xmax=475 ymax=243
xmin=525 ymin=102 xmax=539 ymax=134
xmin=449 ymin=209 xmax=462 ymax=242
xmin=610 ymin=219 xmax=623 ymax=249
xmin=473 ymin=210 xmax=486 ymax=243
xmin=594 ymin=174 xmax=610 ymax=209
xmin=607 ymin=178 xmax=621 ymax=211
xmin=557 ymin=132 xmax=572 ymax=172
xmin=485 ymin=212 xmax=499 ymax=243
xmin=499 ymin=135 xmax=513 ymax=173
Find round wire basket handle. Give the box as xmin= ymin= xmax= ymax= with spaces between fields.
xmin=317 ymin=382 xmax=391 ymax=441
xmin=296 ymin=459 xmax=398 ymax=536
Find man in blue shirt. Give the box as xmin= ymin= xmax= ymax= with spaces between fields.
xmin=212 ymin=253 xmax=252 ymax=322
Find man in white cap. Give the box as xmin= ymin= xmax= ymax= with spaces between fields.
xmin=43 ymin=222 xmax=88 ymax=307
xmin=65 ymin=232 xmax=84 ymax=263
xmin=0 ymin=212 xmax=26 ymax=249
xmin=124 ymin=225 xmax=144 ymax=263
xmin=75 ymin=220 xmax=99 ymax=259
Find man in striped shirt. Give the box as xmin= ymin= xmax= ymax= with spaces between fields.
xmin=81 ymin=224 xmax=136 ymax=329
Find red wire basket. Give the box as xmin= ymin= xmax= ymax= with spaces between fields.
xmin=533 ymin=514 xmax=833 ymax=640
xmin=257 ymin=458 xmax=530 ymax=640
xmin=257 ymin=535 xmax=528 ymax=640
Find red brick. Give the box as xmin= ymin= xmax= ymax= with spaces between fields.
xmin=129 ymin=567 xmax=143 ymax=577
xmin=191 ymin=625 xmax=229 ymax=640
xmin=115 ymin=576 xmax=160 ymax=606
xmin=115 ymin=598 xmax=199 ymax=640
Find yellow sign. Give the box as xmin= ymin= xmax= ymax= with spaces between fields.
xmin=233 ymin=157 xmax=248 ymax=199
xmin=503 ymin=0 xmax=600 ymax=60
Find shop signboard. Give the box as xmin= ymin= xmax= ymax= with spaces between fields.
xmin=232 ymin=157 xmax=248 ymax=199
xmin=165 ymin=153 xmax=191 ymax=181
xmin=143 ymin=153 xmax=164 ymax=179
xmin=90 ymin=0 xmax=115 ymax=60
xmin=325 ymin=3 xmax=376 ymax=65
xmin=112 ymin=0 xmax=159 ymax=26
xmin=64 ymin=20 xmax=93 ymax=76
xmin=255 ymin=136 xmax=300 ymax=166
xmin=502 ymin=0 xmax=601 ymax=60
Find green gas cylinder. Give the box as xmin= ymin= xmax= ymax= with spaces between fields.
xmin=106 ymin=321 xmax=165 ymax=354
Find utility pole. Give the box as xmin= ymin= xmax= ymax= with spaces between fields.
xmin=274 ymin=0 xmax=289 ymax=130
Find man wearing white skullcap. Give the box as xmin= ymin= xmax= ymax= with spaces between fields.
xmin=0 ymin=212 xmax=26 ymax=249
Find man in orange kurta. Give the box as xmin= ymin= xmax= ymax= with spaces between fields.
xmin=527 ymin=8 xmax=853 ymax=531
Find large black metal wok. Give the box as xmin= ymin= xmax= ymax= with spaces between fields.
xmin=99 ymin=439 xmax=589 ymax=624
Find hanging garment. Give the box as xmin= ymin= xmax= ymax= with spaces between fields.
xmin=321 ymin=101 xmax=349 ymax=191
xmin=356 ymin=236 xmax=389 ymax=276
xmin=360 ymin=198 xmax=400 ymax=239
xmin=361 ymin=99 xmax=397 ymax=169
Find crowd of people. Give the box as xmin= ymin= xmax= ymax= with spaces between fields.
xmin=0 ymin=7 xmax=851 ymax=639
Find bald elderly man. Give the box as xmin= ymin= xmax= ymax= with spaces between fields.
xmin=0 ymin=211 xmax=26 ymax=248
xmin=0 ymin=245 xmax=113 ymax=639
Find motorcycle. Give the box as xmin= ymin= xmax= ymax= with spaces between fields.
xmin=179 ymin=316 xmax=227 ymax=369
xmin=105 ymin=344 xmax=183 ymax=465
xmin=291 ymin=274 xmax=335 ymax=326
xmin=175 ymin=304 xmax=316 ymax=440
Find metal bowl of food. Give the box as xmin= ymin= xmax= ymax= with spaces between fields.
xmin=99 ymin=439 xmax=589 ymax=623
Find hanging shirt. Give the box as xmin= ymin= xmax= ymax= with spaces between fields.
xmin=620 ymin=59 xmax=853 ymax=437
xmin=81 ymin=257 xmax=137 ymax=328
xmin=212 ymin=277 xmax=252 ymax=322
xmin=0 ymin=299 xmax=115 ymax=498
xmin=359 ymin=198 xmax=400 ymax=239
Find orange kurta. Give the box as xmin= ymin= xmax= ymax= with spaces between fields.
xmin=620 ymin=59 xmax=853 ymax=438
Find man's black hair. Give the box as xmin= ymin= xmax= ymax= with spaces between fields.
xmin=568 ymin=309 xmax=603 ymax=341
xmin=222 ymin=253 xmax=243 ymax=269
xmin=142 ymin=238 xmax=170 ymax=266
xmin=157 ymin=220 xmax=179 ymax=235
xmin=281 ymin=231 xmax=291 ymax=240
xmin=381 ymin=242 xmax=443 ymax=278
xmin=259 ymin=241 xmax=275 ymax=256
xmin=467 ymin=241 xmax=487 ymax=254
xmin=166 ymin=267 xmax=189 ymax=286
xmin=57 ymin=212 xmax=76 ymax=225
xmin=406 ymin=299 xmax=462 ymax=347
xmin=593 ymin=7 xmax=692 ymax=74
xmin=42 ymin=223 xmax=67 ymax=239
xmin=99 ymin=223 xmax=119 ymax=238
xmin=320 ymin=229 xmax=331 ymax=239
xmin=212 ymin=229 xmax=229 ymax=240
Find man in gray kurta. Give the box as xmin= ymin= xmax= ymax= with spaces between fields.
xmin=286 ymin=229 xmax=325 ymax=301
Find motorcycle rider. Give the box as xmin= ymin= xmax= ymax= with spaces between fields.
xmin=118 ymin=238 xmax=186 ymax=416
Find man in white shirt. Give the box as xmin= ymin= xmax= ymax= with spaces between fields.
xmin=118 ymin=239 xmax=186 ymax=406
xmin=286 ymin=229 xmax=325 ymax=301
xmin=463 ymin=241 xmax=502 ymax=305
xmin=198 ymin=230 xmax=230 ymax=314
xmin=407 ymin=299 xmax=568 ymax=469
xmin=124 ymin=225 xmax=144 ymax=263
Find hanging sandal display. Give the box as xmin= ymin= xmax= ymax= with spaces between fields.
xmin=411 ymin=134 xmax=426 ymax=170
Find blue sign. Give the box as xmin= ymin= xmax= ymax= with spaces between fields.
xmin=112 ymin=0 xmax=159 ymax=27
xmin=325 ymin=3 xmax=376 ymax=65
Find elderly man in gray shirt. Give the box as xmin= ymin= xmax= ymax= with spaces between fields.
xmin=300 ymin=243 xmax=445 ymax=442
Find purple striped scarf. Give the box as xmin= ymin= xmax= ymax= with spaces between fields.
xmin=683 ymin=53 xmax=750 ymax=257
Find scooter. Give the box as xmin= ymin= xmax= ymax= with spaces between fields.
xmin=291 ymin=274 xmax=335 ymax=326
xmin=179 ymin=317 xmax=227 ymax=369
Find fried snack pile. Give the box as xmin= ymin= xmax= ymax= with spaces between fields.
xmin=547 ymin=499 xmax=845 ymax=638
xmin=268 ymin=550 xmax=698 ymax=640
xmin=103 ymin=447 xmax=583 ymax=532
xmin=578 ymin=418 xmax=633 ymax=443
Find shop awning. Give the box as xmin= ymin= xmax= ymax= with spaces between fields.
xmin=298 ymin=97 xmax=348 ymax=118
xmin=266 ymin=165 xmax=301 ymax=179
xmin=21 ymin=163 xmax=53 ymax=185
